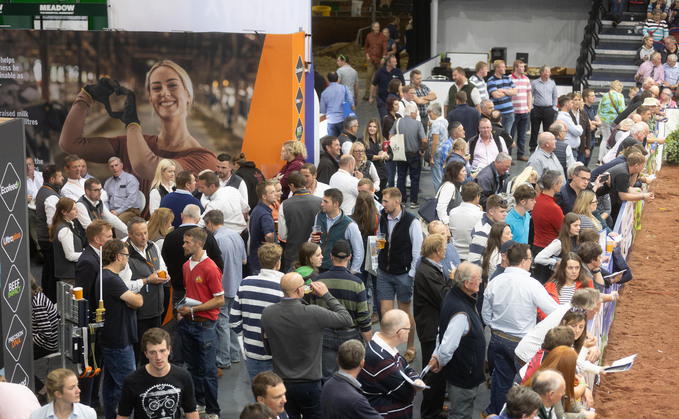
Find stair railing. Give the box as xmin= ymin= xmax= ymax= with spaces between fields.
xmin=573 ymin=0 xmax=604 ymax=91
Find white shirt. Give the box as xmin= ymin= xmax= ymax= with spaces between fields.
xmin=449 ymin=202 xmax=482 ymax=260
xmin=149 ymin=182 xmax=174 ymax=215
xmin=61 ymin=178 xmax=86 ymax=201
xmin=329 ymin=169 xmax=359 ymax=215
xmin=26 ymin=171 xmax=43 ymax=200
xmin=396 ymin=98 xmax=422 ymax=121
xmin=76 ymin=195 xmax=128 ymax=232
xmin=198 ymin=186 xmax=250 ymax=233
xmin=436 ymin=181 xmax=458 ymax=223
xmin=482 ymin=267 xmax=560 ymax=337
xmin=57 ymin=221 xmax=82 ymax=262
xmin=311 ymin=180 xmax=330 ymax=198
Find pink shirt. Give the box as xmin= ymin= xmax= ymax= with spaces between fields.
xmin=510 ymin=73 xmax=532 ymax=114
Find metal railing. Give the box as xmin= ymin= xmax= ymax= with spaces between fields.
xmin=573 ymin=0 xmax=606 ymax=91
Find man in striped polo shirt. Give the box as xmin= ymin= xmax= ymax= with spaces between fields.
xmin=229 ymin=243 xmax=284 ymax=381
xmin=487 ymin=60 xmax=517 ymax=135
xmin=510 ymin=60 xmax=532 ymax=162
xmin=313 ymin=240 xmax=373 ymax=383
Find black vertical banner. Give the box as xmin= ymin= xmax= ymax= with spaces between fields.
xmin=0 ymin=118 xmax=33 ymax=389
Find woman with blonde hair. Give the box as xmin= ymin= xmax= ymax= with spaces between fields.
xmin=572 ymin=189 xmax=609 ymax=233
xmin=509 ymin=166 xmax=539 ymax=193
xmin=60 ymin=59 xmax=218 ymax=197
xmin=277 ymin=140 xmax=307 ymax=200
xmin=362 ymin=117 xmax=390 ymax=196
xmin=30 ymin=368 xmax=96 ymax=418
xmin=148 ymin=158 xmax=176 ymax=215
xmin=351 ymin=142 xmax=381 ymax=190
xmin=147 ymin=207 xmax=175 ymax=248
xmin=596 ymin=80 xmax=625 ymax=164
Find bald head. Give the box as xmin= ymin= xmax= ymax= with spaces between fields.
xmin=538 ymin=132 xmax=556 ymax=152
xmin=339 ymin=154 xmax=355 ymax=170
xmin=380 ymin=309 xmax=409 ymax=334
xmin=531 ymin=369 xmax=566 ymax=408
xmin=280 ymin=272 xmax=305 ymax=298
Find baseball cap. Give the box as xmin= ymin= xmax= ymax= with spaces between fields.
xmin=619 ymin=137 xmax=638 ymax=150
xmin=500 ymin=239 xmax=518 ymax=254
xmin=331 ymin=240 xmax=352 ymax=259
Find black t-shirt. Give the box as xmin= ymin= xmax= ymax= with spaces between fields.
xmin=96 ymin=269 xmax=137 ymax=348
xmin=608 ymin=162 xmax=631 ymax=206
xmin=117 ymin=365 xmax=196 ymax=418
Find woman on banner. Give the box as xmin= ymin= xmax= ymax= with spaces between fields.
xmin=59 ymin=59 xmax=218 ymax=201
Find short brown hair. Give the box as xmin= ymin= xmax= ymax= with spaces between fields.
xmin=461 ymin=182 xmax=482 ymax=202
xmin=455 ymin=91 xmax=468 ymax=104
xmin=102 ymin=239 xmax=126 ymax=265
xmin=626 ymin=152 xmax=645 ymax=167
xmin=486 ymin=194 xmax=509 ymax=211
xmin=507 ymin=243 xmax=530 ymax=266
xmin=258 ymin=243 xmax=283 ymax=270
xmin=475 ymin=61 xmax=488 ymax=72
xmin=543 ymin=326 xmax=575 ymax=351
xmin=382 ymin=187 xmax=401 ymax=202
xmin=337 ymin=339 xmax=365 ymax=370
xmin=578 ymin=228 xmax=600 ymax=244
xmin=287 ymin=171 xmax=305 ymax=189
xmin=577 ymin=241 xmax=602 ymax=264
xmin=141 ymin=327 xmax=171 ymax=352
xmin=240 ymin=403 xmax=275 ymax=419
xmin=198 ymin=171 xmax=220 ymax=188
xmin=301 ymin=163 xmax=317 ymax=175
xmin=513 ymin=184 xmax=537 ymax=202
xmin=184 ymin=227 xmax=207 ymax=246
xmin=202 ymin=209 xmax=224 ymax=226
xmin=84 ymin=177 xmax=101 ymax=190
xmin=176 ymin=170 xmax=195 ymax=189
xmin=252 ymin=371 xmax=283 ymax=399
xmin=86 ymin=220 xmax=112 ymax=243
xmin=63 ymin=154 xmax=80 ymax=169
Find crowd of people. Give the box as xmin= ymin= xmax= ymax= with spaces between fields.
xmin=18 ymin=16 xmax=665 ymax=418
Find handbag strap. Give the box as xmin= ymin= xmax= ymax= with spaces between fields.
xmin=395 ymin=118 xmax=401 ymax=135
xmin=344 ymin=85 xmax=349 ymax=102
xmin=608 ymin=92 xmax=621 ymax=114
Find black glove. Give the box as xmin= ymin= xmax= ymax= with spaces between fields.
xmin=82 ymin=77 xmax=124 ymax=119
xmin=116 ymin=86 xmax=140 ymax=127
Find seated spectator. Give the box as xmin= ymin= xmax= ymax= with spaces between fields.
xmin=29 ymin=368 xmax=96 ymax=419
xmin=644 ymin=9 xmax=669 ymax=52
xmin=148 ymin=159 xmax=176 ymax=215
xmin=505 ymin=184 xmax=537 ymax=244
xmin=663 ymin=56 xmax=679 ymax=92
xmin=475 ymin=152 xmax=512 ymax=210
xmin=104 ymin=156 xmax=140 ymax=223
xmin=321 ymin=340 xmax=382 ymax=419
xmin=436 ymin=161 xmax=466 ymax=223
xmin=449 ymin=182 xmax=483 ymax=261
xmin=60 ymin=154 xmax=85 ymax=202
xmin=634 ymin=36 xmax=655 ymax=66
xmin=277 ymin=140 xmax=307 ymax=200
xmin=31 ymin=277 xmax=59 ymax=359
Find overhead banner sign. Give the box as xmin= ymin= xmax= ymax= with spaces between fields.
xmin=0 ymin=118 xmax=33 ymax=388
xmin=0 ymin=3 xmax=107 ymax=16
xmin=0 ymin=29 xmax=305 ymax=189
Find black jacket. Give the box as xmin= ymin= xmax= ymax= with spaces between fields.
xmin=413 ymin=257 xmax=452 ymax=343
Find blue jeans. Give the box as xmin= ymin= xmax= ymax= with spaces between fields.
xmin=321 ymin=328 xmax=361 ymax=382
xmin=327 ymin=121 xmax=343 ymax=137
xmin=376 ymin=98 xmax=387 ymax=120
xmin=485 ymin=332 xmax=521 ymax=416
xmin=386 ymin=160 xmax=397 ymax=187
xmin=101 ymin=345 xmax=135 ymax=419
xmin=180 ymin=318 xmax=220 ymax=415
xmin=216 ymin=297 xmax=241 ymax=368
xmin=500 ymin=113 xmax=515 ymax=136
xmin=611 ymin=0 xmax=626 ymax=15
xmin=431 ymin=154 xmax=443 ymax=191
xmin=244 ymin=355 xmax=273 ymax=382
xmin=397 ymin=152 xmax=422 ymax=204
xmin=511 ymin=113 xmax=530 ymax=157
xmin=284 ymin=379 xmax=322 ymax=419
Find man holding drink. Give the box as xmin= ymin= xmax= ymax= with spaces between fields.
xmin=310 ymin=188 xmax=364 ymax=275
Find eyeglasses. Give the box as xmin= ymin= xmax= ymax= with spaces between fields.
xmin=119 ymin=252 xmax=129 ymax=257
xmin=396 ymin=327 xmax=413 ymax=334
xmin=576 ymin=176 xmax=590 ymax=182
xmin=569 ymin=307 xmax=587 ymax=314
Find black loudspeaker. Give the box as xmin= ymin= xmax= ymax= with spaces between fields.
xmin=516 ymin=52 xmax=529 ymax=65
xmin=490 ymin=47 xmax=506 ymax=64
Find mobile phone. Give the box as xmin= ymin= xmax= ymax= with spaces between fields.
xmin=600 ymin=173 xmax=610 ymax=183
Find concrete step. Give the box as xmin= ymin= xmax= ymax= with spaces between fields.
xmin=586 ymin=79 xmax=638 ymax=88
xmin=601 ymin=20 xmax=638 ymax=28
xmin=598 ymin=33 xmax=643 ymax=43
xmin=591 ymin=63 xmax=639 ymax=72
xmin=594 ymin=48 xmax=637 ymax=57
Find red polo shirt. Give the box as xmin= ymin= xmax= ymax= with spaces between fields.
xmin=532 ymin=193 xmax=564 ymax=248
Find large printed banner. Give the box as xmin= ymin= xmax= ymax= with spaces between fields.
xmin=0 ymin=29 xmax=306 ymax=188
